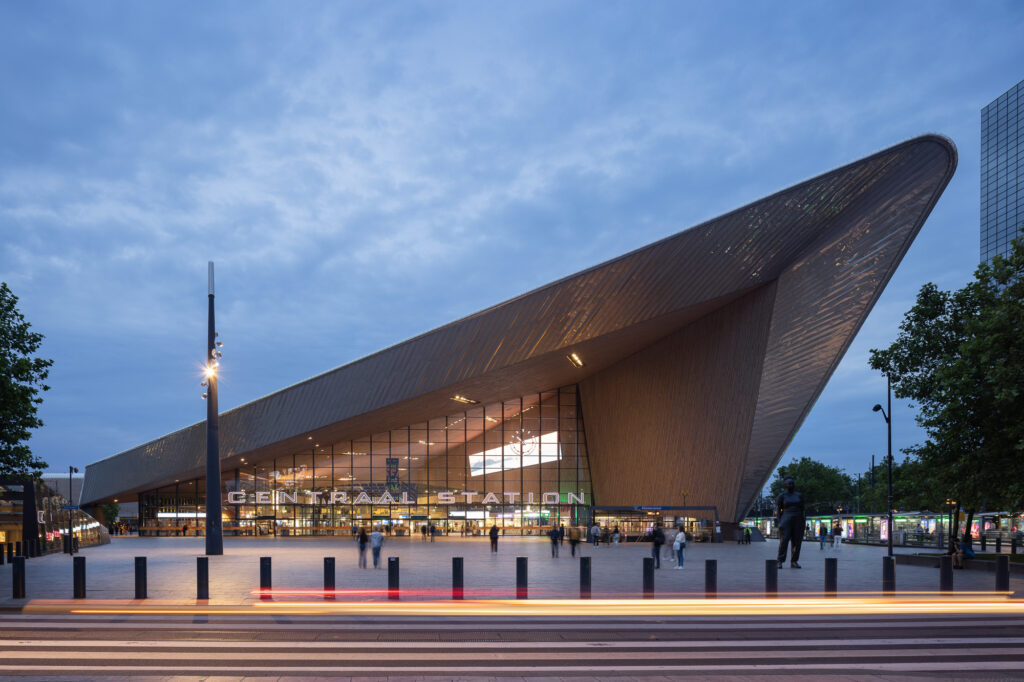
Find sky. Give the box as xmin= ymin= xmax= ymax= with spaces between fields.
xmin=1 ymin=2 xmax=1022 ymax=487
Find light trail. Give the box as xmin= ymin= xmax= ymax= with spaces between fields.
xmin=18 ymin=595 xmax=1021 ymax=618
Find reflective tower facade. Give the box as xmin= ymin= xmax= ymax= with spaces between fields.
xmin=981 ymin=78 xmax=1024 ymax=261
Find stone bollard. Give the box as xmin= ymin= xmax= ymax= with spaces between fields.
xmin=324 ymin=557 xmax=335 ymax=600
xmin=452 ymin=557 xmax=464 ymax=600
xmin=135 ymin=557 xmax=147 ymax=599
xmin=996 ymin=555 xmax=1010 ymax=592
xmin=580 ymin=556 xmax=592 ymax=599
xmin=73 ymin=556 xmax=86 ymax=599
xmin=765 ymin=559 xmax=778 ymax=598
xmin=642 ymin=557 xmax=654 ymax=598
xmin=824 ymin=557 xmax=837 ymax=597
xmin=260 ymin=556 xmax=272 ymax=600
xmin=388 ymin=557 xmax=400 ymax=600
xmin=197 ymin=556 xmax=209 ymax=600
xmin=882 ymin=556 xmax=895 ymax=596
xmin=516 ymin=557 xmax=528 ymax=599
xmin=12 ymin=556 xmax=26 ymax=599
xmin=705 ymin=559 xmax=717 ymax=598
xmin=939 ymin=555 xmax=953 ymax=592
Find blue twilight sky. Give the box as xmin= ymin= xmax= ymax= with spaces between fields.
xmin=1 ymin=2 xmax=1022 ymax=487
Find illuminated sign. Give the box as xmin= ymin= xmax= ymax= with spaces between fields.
xmin=225 ymin=490 xmax=585 ymax=506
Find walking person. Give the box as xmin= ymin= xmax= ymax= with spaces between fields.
xmin=356 ymin=527 xmax=368 ymax=569
xmin=489 ymin=523 xmax=499 ymax=553
xmin=421 ymin=524 xmax=427 ymax=542
xmin=651 ymin=523 xmax=665 ymax=569
xmin=664 ymin=525 xmax=677 ymax=564
xmin=612 ymin=525 xmax=620 ymax=545
xmin=370 ymin=527 xmax=384 ymax=569
xmin=674 ymin=526 xmax=686 ymax=569
xmin=548 ymin=526 xmax=560 ymax=557
xmin=832 ymin=520 xmax=842 ymax=552
xmin=819 ymin=522 xmax=828 ymax=550
xmin=558 ymin=524 xmax=565 ymax=546
xmin=569 ymin=525 xmax=581 ymax=557
xmin=590 ymin=523 xmax=600 ymax=547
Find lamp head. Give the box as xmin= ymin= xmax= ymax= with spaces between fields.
xmin=872 ymin=404 xmax=883 ymax=412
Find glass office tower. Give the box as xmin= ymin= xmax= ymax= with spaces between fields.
xmin=981 ymin=78 xmax=1024 ymax=262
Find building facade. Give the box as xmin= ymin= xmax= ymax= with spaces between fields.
xmin=981 ymin=78 xmax=1024 ymax=262
xmin=82 ymin=135 xmax=957 ymax=540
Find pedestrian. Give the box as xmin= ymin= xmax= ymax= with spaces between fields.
xmin=370 ymin=527 xmax=384 ymax=568
xmin=356 ymin=527 xmax=368 ymax=569
xmin=612 ymin=525 xmax=620 ymax=545
xmin=651 ymin=523 xmax=665 ymax=569
xmin=674 ymin=526 xmax=686 ymax=569
xmin=548 ymin=526 xmax=560 ymax=557
xmin=832 ymin=520 xmax=842 ymax=552
xmin=421 ymin=524 xmax=427 ymax=542
xmin=590 ymin=523 xmax=600 ymax=547
xmin=663 ymin=525 xmax=677 ymax=563
xmin=489 ymin=523 xmax=499 ymax=553
xmin=558 ymin=524 xmax=565 ymax=546
xmin=819 ymin=522 xmax=827 ymax=550
xmin=429 ymin=523 xmax=436 ymax=542
xmin=569 ymin=525 xmax=581 ymax=557
xmin=744 ymin=527 xmax=752 ymax=544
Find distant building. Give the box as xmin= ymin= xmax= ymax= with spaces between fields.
xmin=981 ymin=78 xmax=1024 ymax=261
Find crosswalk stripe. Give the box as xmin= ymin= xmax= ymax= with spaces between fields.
xmin=3 ymin=636 xmax=1024 ymax=649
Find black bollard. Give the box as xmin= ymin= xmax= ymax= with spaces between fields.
xmin=260 ymin=556 xmax=272 ymax=600
xmin=882 ymin=556 xmax=895 ymax=596
xmin=940 ymin=555 xmax=953 ymax=592
xmin=996 ymin=536 xmax=1002 ymax=554
xmin=824 ymin=557 xmax=837 ymax=597
xmin=765 ymin=559 xmax=778 ymax=597
xmin=996 ymin=555 xmax=1010 ymax=593
xmin=980 ymin=534 xmax=987 ymax=552
xmin=15 ymin=541 xmax=21 ymax=558
xmin=197 ymin=556 xmax=209 ymax=600
xmin=12 ymin=556 xmax=26 ymax=599
xmin=1012 ymin=538 xmax=1018 ymax=555
xmin=580 ymin=556 xmax=592 ymax=599
xmin=73 ymin=556 xmax=86 ymax=599
xmin=324 ymin=557 xmax=335 ymax=600
xmin=705 ymin=559 xmax=717 ymax=598
xmin=135 ymin=557 xmax=147 ymax=599
xmin=6 ymin=542 xmax=12 ymax=563
xmin=0 ymin=544 xmax=4 ymax=566
xmin=642 ymin=557 xmax=654 ymax=598
xmin=388 ymin=557 xmax=400 ymax=600
xmin=516 ymin=556 xmax=528 ymax=599
xmin=452 ymin=557 xmax=464 ymax=600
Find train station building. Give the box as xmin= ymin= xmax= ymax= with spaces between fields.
xmin=80 ymin=135 xmax=956 ymax=540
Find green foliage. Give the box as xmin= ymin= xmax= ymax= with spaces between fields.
xmin=770 ymin=457 xmax=853 ymax=515
xmin=869 ymin=238 xmax=1024 ymax=512
xmin=99 ymin=503 xmax=120 ymax=523
xmin=0 ymin=282 xmax=52 ymax=479
xmin=855 ymin=457 xmax=943 ymax=513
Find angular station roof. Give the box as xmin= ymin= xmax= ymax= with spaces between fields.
xmin=82 ymin=135 xmax=956 ymax=513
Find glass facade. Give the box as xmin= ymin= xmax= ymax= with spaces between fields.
xmin=981 ymin=78 xmax=1024 ymax=262
xmin=140 ymin=385 xmax=593 ymax=536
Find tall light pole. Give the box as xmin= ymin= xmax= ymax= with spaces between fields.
xmin=67 ymin=465 xmax=78 ymax=554
xmin=204 ymin=262 xmax=223 ymax=555
xmin=872 ymin=375 xmax=894 ymax=558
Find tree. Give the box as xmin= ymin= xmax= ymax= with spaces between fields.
xmin=99 ymin=503 xmax=120 ymax=525
xmin=770 ymin=457 xmax=853 ymax=515
xmin=869 ymin=238 xmax=1024 ymax=530
xmin=856 ymin=457 xmax=943 ymax=514
xmin=0 ymin=282 xmax=52 ymax=479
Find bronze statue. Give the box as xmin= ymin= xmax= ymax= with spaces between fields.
xmin=775 ymin=476 xmax=805 ymax=568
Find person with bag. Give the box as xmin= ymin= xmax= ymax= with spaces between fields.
xmin=651 ymin=523 xmax=665 ymax=569
xmin=673 ymin=526 xmax=686 ymax=569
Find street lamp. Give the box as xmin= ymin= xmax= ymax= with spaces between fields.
xmin=872 ymin=374 xmax=894 ymax=558
xmin=67 ymin=465 xmax=79 ymax=554
xmin=203 ymin=261 xmax=223 ymax=556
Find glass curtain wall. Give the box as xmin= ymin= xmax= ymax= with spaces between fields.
xmin=139 ymin=385 xmax=592 ymax=536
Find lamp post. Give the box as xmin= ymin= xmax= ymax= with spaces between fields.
xmin=203 ymin=262 xmax=223 ymax=556
xmin=66 ymin=465 xmax=79 ymax=554
xmin=872 ymin=375 xmax=894 ymax=558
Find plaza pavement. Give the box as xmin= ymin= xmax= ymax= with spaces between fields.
xmin=1 ymin=534 xmax=1021 ymax=606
